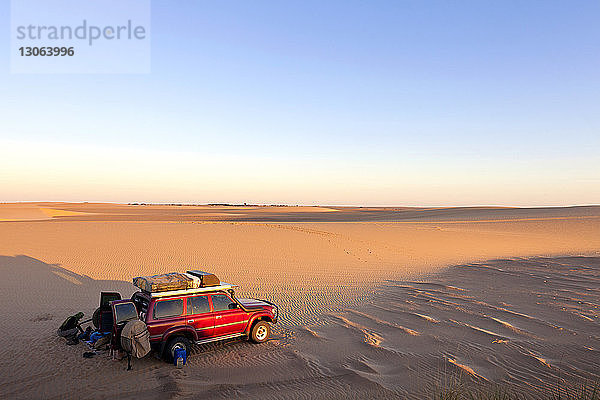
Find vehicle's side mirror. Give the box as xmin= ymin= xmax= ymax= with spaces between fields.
xmin=228 ymin=303 xmax=238 ymax=309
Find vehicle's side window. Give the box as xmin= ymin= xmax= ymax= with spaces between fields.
xmin=187 ymin=296 xmax=210 ymax=315
xmin=114 ymin=302 xmax=138 ymax=324
xmin=211 ymin=294 xmax=236 ymax=312
xmin=154 ymin=299 xmax=183 ymax=319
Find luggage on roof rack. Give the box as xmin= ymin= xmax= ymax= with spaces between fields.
xmin=133 ymin=272 xmax=193 ymax=293
xmin=148 ymin=283 xmax=235 ymax=298
xmin=186 ymin=270 xmax=220 ymax=287
xmin=132 ymin=271 xmax=221 ymax=293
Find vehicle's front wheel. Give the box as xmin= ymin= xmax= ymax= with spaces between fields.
xmin=250 ymin=321 xmax=271 ymax=343
xmin=164 ymin=336 xmax=191 ymax=363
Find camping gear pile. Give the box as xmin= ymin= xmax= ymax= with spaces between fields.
xmin=57 ymin=312 xmax=88 ymax=345
xmin=57 ymin=311 xmax=112 ymax=350
xmin=57 ymin=292 xmax=123 ymax=362
xmin=57 ymin=296 xmax=150 ymax=368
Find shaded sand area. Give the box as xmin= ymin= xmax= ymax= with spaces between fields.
xmin=0 ymin=203 xmax=599 ymax=398
xmin=303 ymin=256 xmax=600 ymax=398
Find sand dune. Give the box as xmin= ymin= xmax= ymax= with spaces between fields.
xmin=0 ymin=203 xmax=598 ymax=398
xmin=4 ymin=202 xmax=599 ymax=223
xmin=0 ymin=203 xmax=93 ymax=221
xmin=0 ymin=205 xmax=50 ymax=221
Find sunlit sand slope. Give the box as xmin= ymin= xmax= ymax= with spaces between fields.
xmin=0 ymin=203 xmax=92 ymax=221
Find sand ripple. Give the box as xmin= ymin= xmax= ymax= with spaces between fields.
xmin=292 ymin=256 xmax=600 ymax=398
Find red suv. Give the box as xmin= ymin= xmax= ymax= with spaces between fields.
xmin=104 ymin=286 xmax=278 ymax=362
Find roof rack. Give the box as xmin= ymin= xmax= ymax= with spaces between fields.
xmin=144 ymin=283 xmax=236 ymax=298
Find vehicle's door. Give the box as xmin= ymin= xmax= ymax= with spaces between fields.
xmin=186 ymin=295 xmax=214 ymax=340
xmin=149 ymin=298 xmax=185 ymax=341
xmin=210 ymin=293 xmax=248 ymax=337
xmin=98 ymin=292 xmax=121 ymax=332
xmin=101 ymin=292 xmax=121 ymax=308
xmin=111 ymin=300 xmax=139 ymax=347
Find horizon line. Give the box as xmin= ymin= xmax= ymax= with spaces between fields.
xmin=2 ymin=201 xmax=600 ymax=209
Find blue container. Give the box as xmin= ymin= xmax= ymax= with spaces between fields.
xmin=173 ymin=348 xmax=186 ymax=367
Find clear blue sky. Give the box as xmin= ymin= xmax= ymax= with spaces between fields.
xmin=1 ymin=1 xmax=599 ymax=206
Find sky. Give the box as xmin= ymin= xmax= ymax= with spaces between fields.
xmin=1 ymin=0 xmax=599 ymax=206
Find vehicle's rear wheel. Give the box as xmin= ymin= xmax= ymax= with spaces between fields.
xmin=164 ymin=336 xmax=191 ymax=363
xmin=250 ymin=321 xmax=271 ymax=343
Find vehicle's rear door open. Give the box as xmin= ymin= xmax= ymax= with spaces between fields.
xmin=101 ymin=292 xmax=121 ymax=307
xmin=95 ymin=292 xmax=122 ymax=333
xmin=111 ymin=300 xmax=139 ymax=348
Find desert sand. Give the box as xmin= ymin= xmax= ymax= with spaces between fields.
xmin=0 ymin=203 xmax=598 ymax=399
